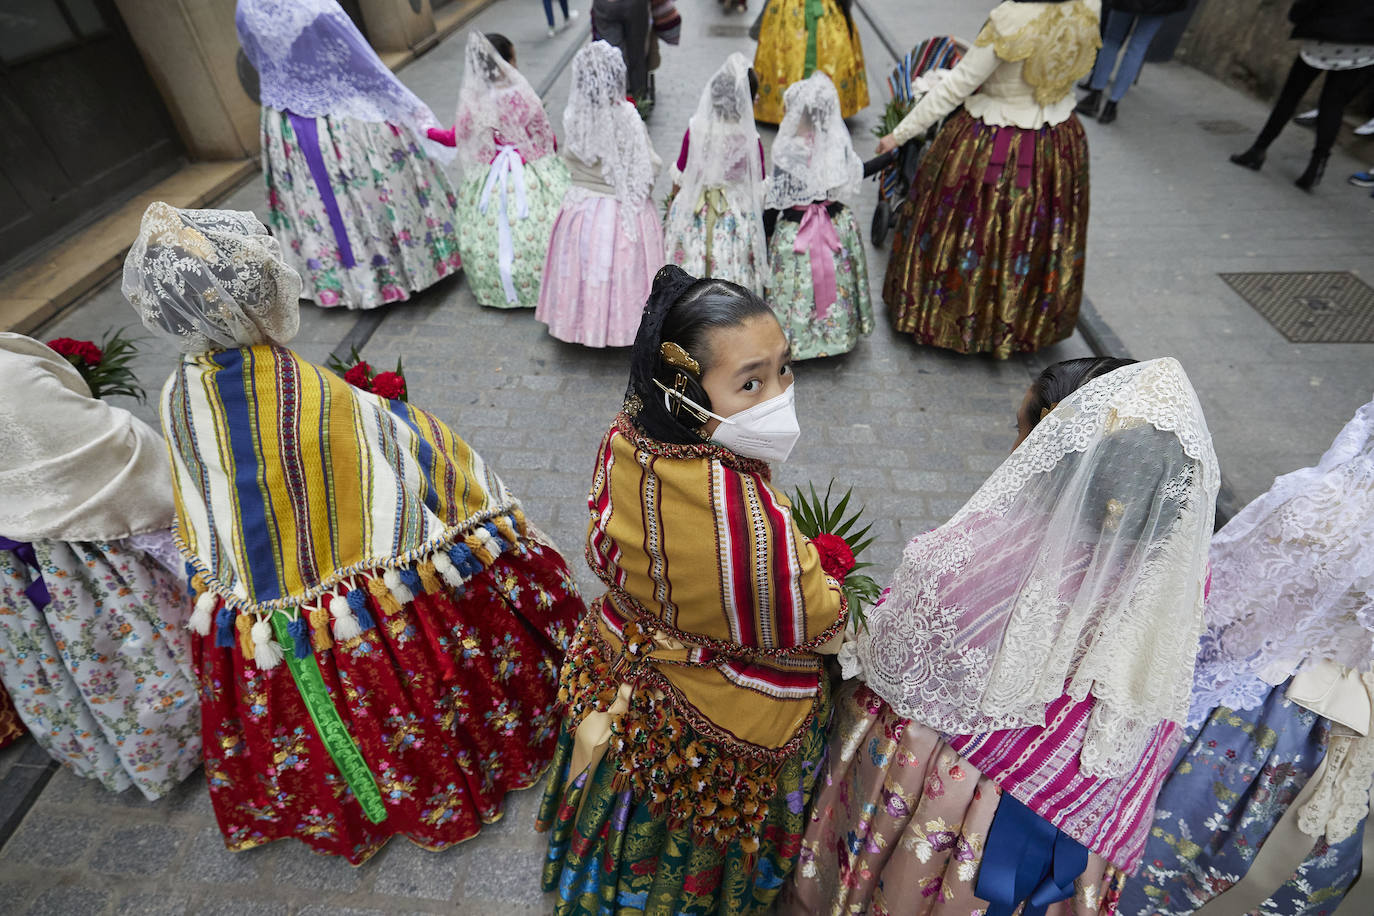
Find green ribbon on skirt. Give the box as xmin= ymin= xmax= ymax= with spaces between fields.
xmin=271 ymin=613 xmax=388 ymax=824
xmin=700 ymin=187 xmax=729 ymax=275
xmin=804 ymin=0 xmax=824 ymax=77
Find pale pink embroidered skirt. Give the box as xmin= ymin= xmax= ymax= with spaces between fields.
xmin=536 ymin=188 xmax=665 ymax=348
xmin=780 ymin=682 xmax=1123 ymax=916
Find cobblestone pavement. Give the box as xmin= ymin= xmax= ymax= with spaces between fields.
xmin=5 ymin=0 xmax=1372 ymax=912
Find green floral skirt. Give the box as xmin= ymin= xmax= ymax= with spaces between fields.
xmin=537 ymin=682 xmax=831 ymax=916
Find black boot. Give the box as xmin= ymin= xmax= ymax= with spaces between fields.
xmin=1295 ymin=151 xmax=1329 ymax=191
xmin=1098 ymin=101 xmax=1118 ymax=125
xmin=1229 ymin=145 xmax=1266 ymax=170
xmin=1075 ymin=89 xmax=1102 ymax=117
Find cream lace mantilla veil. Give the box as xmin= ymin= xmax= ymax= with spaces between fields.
xmin=856 ymin=357 xmax=1219 ymax=778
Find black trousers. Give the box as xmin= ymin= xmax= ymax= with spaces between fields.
xmin=1255 ymin=56 xmax=1373 ymax=156
xmin=592 ymin=0 xmax=651 ymax=99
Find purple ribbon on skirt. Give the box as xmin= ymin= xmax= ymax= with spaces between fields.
xmin=983 ymin=125 xmax=1036 ymax=190
xmin=288 ymin=111 xmax=358 ymax=269
xmin=0 ymin=537 xmax=51 ymax=610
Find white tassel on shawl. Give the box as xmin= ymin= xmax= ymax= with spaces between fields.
xmin=383 ymin=568 xmax=414 ymax=605
xmin=330 ymin=593 xmax=362 ymax=642
xmin=432 ymin=551 xmax=466 ymax=589
xmin=188 ymin=591 xmax=217 ymax=636
xmin=250 ymin=616 xmax=285 ymax=670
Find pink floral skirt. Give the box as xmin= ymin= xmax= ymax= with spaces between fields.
xmin=780 ymin=683 xmax=1122 ymax=915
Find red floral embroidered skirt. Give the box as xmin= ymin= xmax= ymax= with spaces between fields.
xmin=883 ymin=109 xmax=1090 ymax=358
xmin=193 ymin=540 xmax=584 ymax=864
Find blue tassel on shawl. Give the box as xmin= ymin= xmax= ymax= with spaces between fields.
xmin=215 ymin=605 xmax=236 ymax=648
xmin=399 ymin=567 xmax=423 ymax=596
xmin=448 ymin=543 xmax=482 ymax=578
xmin=483 ymin=521 xmax=510 ymax=554
xmin=287 ymin=616 xmax=311 ymax=659
xmin=346 ymin=587 xmax=376 ymax=630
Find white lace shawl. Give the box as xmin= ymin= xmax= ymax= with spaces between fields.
xmin=453 ymin=31 xmax=557 ymax=172
xmin=856 ymin=358 xmax=1219 ymax=779
xmin=764 ymin=72 xmax=863 ymax=211
xmin=666 ymin=53 xmax=766 ymax=269
xmin=1189 ymin=397 xmax=1374 ymax=725
xmin=0 ymin=333 xmax=175 ymax=542
xmin=563 ymin=41 xmax=659 ymax=236
xmin=122 ymin=202 xmax=302 ymax=354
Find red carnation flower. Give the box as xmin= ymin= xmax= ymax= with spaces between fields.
xmin=77 ymin=341 xmax=103 ymax=364
xmin=370 ymin=371 xmax=406 ymax=400
xmin=811 ymin=532 xmax=856 ymax=581
xmin=342 ymin=362 xmax=372 ymax=390
xmin=48 ymin=337 xmax=102 ymax=366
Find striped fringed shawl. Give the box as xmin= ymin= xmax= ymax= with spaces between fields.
xmin=162 ymin=345 xmax=525 ymax=618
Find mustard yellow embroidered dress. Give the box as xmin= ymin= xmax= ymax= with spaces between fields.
xmin=883 ymin=0 xmax=1101 ymax=358
xmin=537 ymin=413 xmax=847 ymax=915
xmin=754 ymin=0 xmax=869 ymax=124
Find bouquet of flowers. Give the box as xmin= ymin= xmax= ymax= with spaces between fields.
xmin=326 ymin=347 xmax=409 ymax=401
xmin=790 ymin=481 xmax=881 ymax=632
xmin=47 ymin=328 xmax=146 ymax=402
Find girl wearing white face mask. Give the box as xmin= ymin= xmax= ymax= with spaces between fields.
xmin=537 ymin=265 xmax=847 ymax=916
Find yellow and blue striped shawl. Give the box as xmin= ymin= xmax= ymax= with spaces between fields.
xmin=162 ymin=345 xmax=522 ymax=612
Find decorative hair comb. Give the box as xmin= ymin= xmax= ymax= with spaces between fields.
xmin=660 ymin=342 xmax=700 ymax=375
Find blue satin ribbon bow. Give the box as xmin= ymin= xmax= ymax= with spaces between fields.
xmin=975 ymin=793 xmax=1089 ymax=916
xmin=0 ymin=537 xmax=52 ymax=610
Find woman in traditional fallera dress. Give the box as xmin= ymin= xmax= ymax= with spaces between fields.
xmin=537 ymin=41 xmax=664 ymax=348
xmin=753 ymin=0 xmax=868 ymax=123
xmin=1117 ymin=394 xmax=1374 ymax=916
xmin=763 ymin=71 xmax=872 ymax=360
xmin=122 ymin=202 xmax=585 ymax=863
xmin=438 ymin=32 xmax=571 ymax=309
xmin=237 ymin=0 xmax=462 ymax=310
xmin=664 ymin=54 xmax=768 ymax=295
xmin=0 ymin=332 xmax=201 ymax=799
xmin=783 ymin=357 xmax=1219 ymax=916
xmin=537 ymin=266 xmax=847 ymax=915
xmin=877 ymin=0 xmax=1101 ymax=357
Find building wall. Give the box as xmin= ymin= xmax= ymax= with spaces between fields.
xmin=1175 ymin=0 xmax=1298 ymax=100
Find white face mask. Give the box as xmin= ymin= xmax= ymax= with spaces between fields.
xmin=658 ymin=382 xmax=801 ymax=463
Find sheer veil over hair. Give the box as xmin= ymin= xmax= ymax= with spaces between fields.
xmin=764 ymin=72 xmax=864 ymax=211
xmin=1189 ymin=396 xmax=1374 ymax=723
xmin=235 ymin=0 xmax=452 ymax=162
xmin=453 ymin=31 xmax=556 ymax=170
xmin=855 ymin=358 xmax=1219 ymax=778
xmin=668 ymin=53 xmax=766 ymax=268
xmin=564 ymin=41 xmax=658 ymax=236
xmin=122 ymin=202 xmax=303 ymax=354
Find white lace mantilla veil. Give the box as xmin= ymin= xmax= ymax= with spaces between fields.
xmin=855 ymin=357 xmax=1219 ymax=778
xmin=235 ymin=0 xmax=453 ymax=163
xmin=668 ymin=52 xmax=767 ymax=269
xmin=1188 ymin=395 xmax=1374 ymax=725
xmin=764 ymin=71 xmax=864 ymax=211
xmin=453 ymin=31 xmax=556 ymax=172
xmin=563 ymin=41 xmax=659 ymax=237
xmin=122 ymin=202 xmax=303 ymax=354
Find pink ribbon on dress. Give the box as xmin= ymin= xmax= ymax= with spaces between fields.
xmin=793 ymin=203 xmax=842 ymax=318
xmin=983 ymin=126 xmax=1035 ymax=190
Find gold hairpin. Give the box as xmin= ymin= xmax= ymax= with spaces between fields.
xmin=660 ymin=342 xmax=700 ymax=375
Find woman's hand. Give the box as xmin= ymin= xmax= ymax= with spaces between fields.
xmin=875 ymin=133 xmax=898 ymax=156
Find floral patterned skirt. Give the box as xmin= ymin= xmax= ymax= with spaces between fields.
xmin=0 ymin=534 xmax=201 ymax=799
xmin=1116 ymin=684 xmax=1366 ymax=916
xmin=261 ymin=108 xmax=462 ymax=310
xmin=536 ymin=679 xmax=831 ymax=916
xmin=536 ymin=188 xmax=665 ymax=348
xmin=780 ymin=683 xmax=1120 ymax=916
xmin=883 ymin=109 xmax=1090 ymax=358
xmin=195 ymin=539 xmax=584 ymax=865
xmin=753 ymin=0 xmax=869 ymax=123
xmin=766 ymin=205 xmax=873 ymax=360
xmin=665 ymin=191 xmax=766 ymax=295
xmin=457 ymin=154 xmax=571 ymax=309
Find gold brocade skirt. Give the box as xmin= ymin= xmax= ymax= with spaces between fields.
xmin=883 ymin=109 xmax=1091 ymax=358
xmin=753 ymin=0 xmax=869 ymax=124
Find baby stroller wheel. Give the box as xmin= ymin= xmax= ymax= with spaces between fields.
xmin=871 ymin=198 xmax=891 ymax=248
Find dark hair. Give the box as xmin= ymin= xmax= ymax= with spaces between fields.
xmin=485 ymin=33 xmax=515 ymax=64
xmin=1026 ymin=357 xmax=1137 ymax=430
xmin=747 ymin=67 xmax=759 ymax=99
xmin=626 ymin=265 xmax=774 ymax=445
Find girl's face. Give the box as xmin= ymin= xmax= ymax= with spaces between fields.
xmin=698 ymin=315 xmax=793 ymax=437
xmin=1013 ymin=383 xmax=1036 ymax=451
